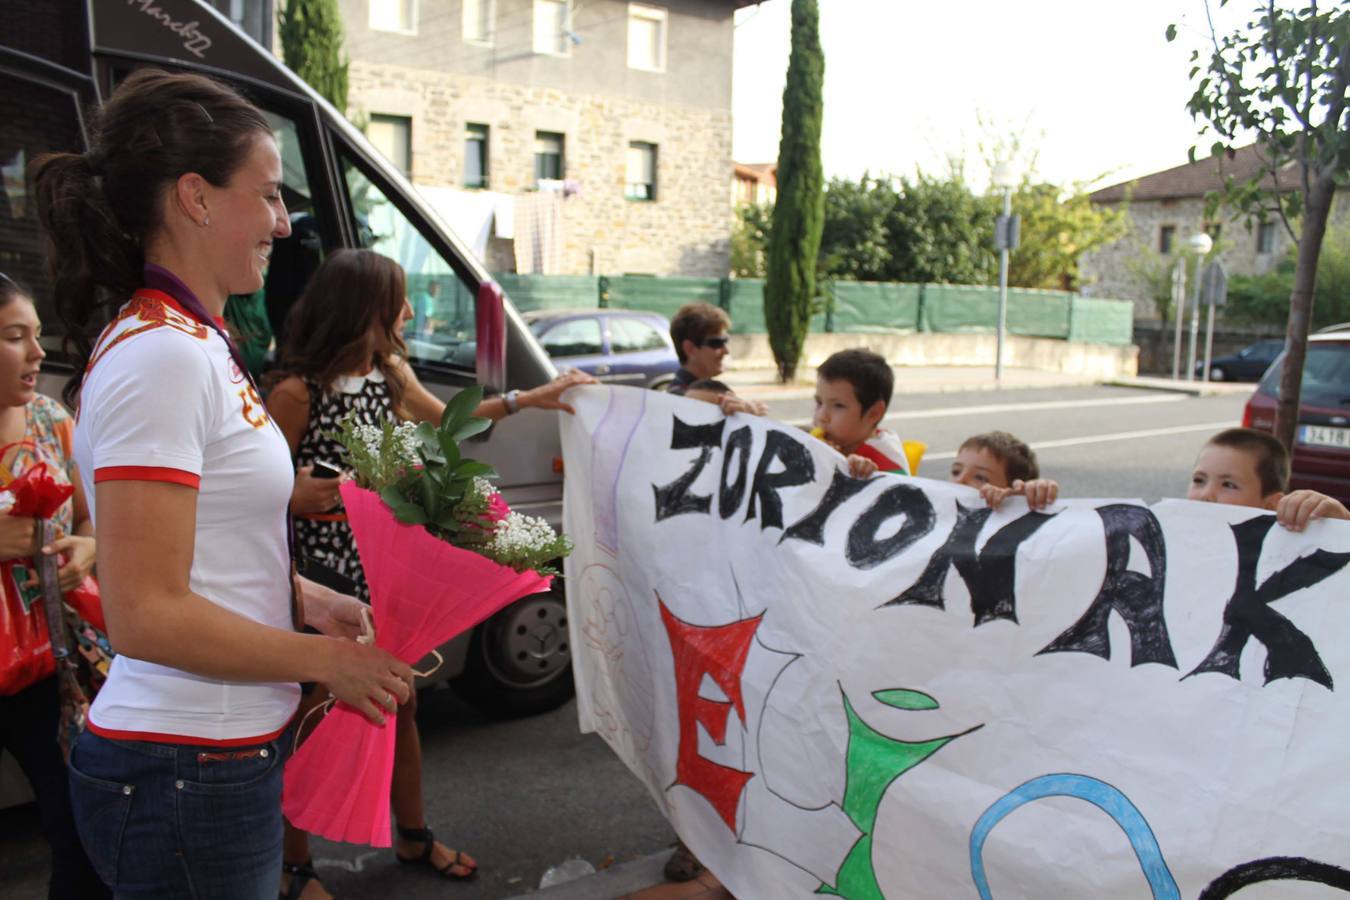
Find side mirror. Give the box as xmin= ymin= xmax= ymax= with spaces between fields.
xmin=476 ymin=279 xmax=506 ymax=393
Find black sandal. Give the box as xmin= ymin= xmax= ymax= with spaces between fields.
xmin=394 ymin=824 xmax=478 ymax=880
xmin=280 ymin=859 xmax=324 ymax=900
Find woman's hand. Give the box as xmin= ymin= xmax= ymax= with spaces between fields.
xmin=300 ymin=579 xmax=370 ymax=642
xmin=520 ymin=370 xmax=597 ymax=415
xmin=291 ymin=466 xmax=344 ymax=516
xmin=0 ymin=514 xmax=38 ymax=561
xmin=320 ymin=639 xmax=413 ymax=726
xmin=44 ymin=535 xmax=96 ymax=592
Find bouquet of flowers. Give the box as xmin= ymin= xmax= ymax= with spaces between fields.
xmin=332 ymin=387 xmax=572 ymax=575
xmin=283 ymin=387 xmax=572 ymax=847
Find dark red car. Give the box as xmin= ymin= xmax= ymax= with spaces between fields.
xmin=1243 ymin=328 xmax=1350 ymax=504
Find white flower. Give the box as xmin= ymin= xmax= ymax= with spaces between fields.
xmin=393 ymin=422 xmax=420 ymax=462
xmin=489 ymin=511 xmax=560 ymax=556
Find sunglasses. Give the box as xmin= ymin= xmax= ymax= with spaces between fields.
xmin=697 ymin=336 xmax=730 ymax=349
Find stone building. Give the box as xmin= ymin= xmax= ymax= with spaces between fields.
xmin=1079 ymin=145 xmax=1347 ymax=319
xmin=337 ymin=0 xmax=751 ymax=277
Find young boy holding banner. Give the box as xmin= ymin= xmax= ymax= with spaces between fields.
xmin=1188 ymin=427 xmax=1348 ymax=530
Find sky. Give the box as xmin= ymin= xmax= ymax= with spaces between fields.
xmin=731 ymin=0 xmax=1256 ymax=193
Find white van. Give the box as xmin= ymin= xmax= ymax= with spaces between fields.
xmin=0 ymin=0 xmax=575 ymax=744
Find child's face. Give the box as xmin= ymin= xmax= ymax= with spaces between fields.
xmin=813 ymin=377 xmax=884 ymax=454
xmin=950 ymin=446 xmax=1010 ymax=489
xmin=1187 ymin=444 xmax=1281 ymax=509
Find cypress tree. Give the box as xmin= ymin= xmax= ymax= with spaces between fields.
xmin=763 ymin=0 xmax=825 ymax=383
xmin=279 ymin=0 xmax=348 ymax=112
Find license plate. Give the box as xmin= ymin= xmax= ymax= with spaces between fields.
xmin=1298 ymin=424 xmax=1350 ymax=449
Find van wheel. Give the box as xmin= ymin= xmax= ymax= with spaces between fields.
xmin=451 ymin=587 xmax=574 ymax=719
xmin=1209 ymin=366 xmax=1226 ymax=381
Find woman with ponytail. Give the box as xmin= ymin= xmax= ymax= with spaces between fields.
xmin=32 ymin=69 xmax=413 ymax=899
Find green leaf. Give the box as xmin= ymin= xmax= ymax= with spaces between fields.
xmin=454 ymin=461 xmax=498 ymax=480
xmin=450 ymin=416 xmax=493 ymax=443
xmin=440 ymin=386 xmax=485 ymax=431
xmin=380 ymin=485 xmax=428 ymax=525
xmin=1165 ymin=23 xmax=1177 ymax=42
xmin=873 ymin=688 xmax=940 ymax=711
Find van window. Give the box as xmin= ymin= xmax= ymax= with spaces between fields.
xmin=0 ymin=72 xmax=86 ymax=354
xmin=341 ymin=156 xmax=477 ymax=372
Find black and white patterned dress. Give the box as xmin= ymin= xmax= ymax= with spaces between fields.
xmin=294 ymin=368 xmax=395 ymax=602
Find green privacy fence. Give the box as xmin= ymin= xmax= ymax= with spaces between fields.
xmin=495 ymin=275 xmax=1134 ymax=346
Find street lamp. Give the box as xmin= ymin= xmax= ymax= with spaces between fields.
xmin=991 ymin=162 xmax=1019 ymax=382
xmin=1185 ymin=231 xmax=1214 ymax=381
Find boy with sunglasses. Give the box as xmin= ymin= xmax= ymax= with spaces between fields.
xmin=668 ymin=302 xmax=732 ymax=396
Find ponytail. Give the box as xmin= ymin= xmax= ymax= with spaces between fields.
xmin=31 ymin=152 xmax=143 ymax=406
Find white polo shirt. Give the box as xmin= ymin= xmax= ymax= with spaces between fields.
xmin=74 ymin=288 xmax=299 ymax=745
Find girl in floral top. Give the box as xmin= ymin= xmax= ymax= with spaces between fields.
xmin=0 ymin=272 xmax=106 ymax=899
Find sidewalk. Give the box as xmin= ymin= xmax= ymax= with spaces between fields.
xmin=718 ymin=364 xmax=1100 ymax=400
xmin=504 ymin=850 xmax=734 ymax=900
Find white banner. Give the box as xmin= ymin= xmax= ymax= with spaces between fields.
xmin=560 ymin=386 xmax=1350 ymax=899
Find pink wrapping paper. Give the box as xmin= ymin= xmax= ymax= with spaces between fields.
xmin=282 ymin=482 xmax=553 ymax=846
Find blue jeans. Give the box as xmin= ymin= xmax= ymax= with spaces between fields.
xmin=66 ymin=725 xmax=292 ymax=899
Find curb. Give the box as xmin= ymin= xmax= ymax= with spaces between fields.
xmin=1105 ymin=377 xmax=1254 ymax=397
xmin=501 ymin=850 xmax=671 ymax=900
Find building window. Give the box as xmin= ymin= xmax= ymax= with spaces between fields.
xmin=535 ymin=131 xmax=564 ymax=183
xmin=1257 ymin=221 xmax=1277 ymax=254
xmin=533 ymin=0 xmax=571 ymax=56
xmin=464 ymin=123 xmax=489 ymax=188
xmin=626 ymin=142 xmax=657 ymax=200
xmin=627 ymin=3 xmax=667 ymax=72
xmin=1159 ymin=225 xmax=1176 ymax=254
xmin=369 ymin=0 xmax=416 ymax=33
xmin=368 ymin=114 xmax=412 ymax=176
xmin=463 ymin=0 xmax=493 ymax=43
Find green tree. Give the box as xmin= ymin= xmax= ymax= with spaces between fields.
xmin=279 ymin=0 xmax=348 ymax=111
xmin=1225 ymin=220 xmax=1350 ymax=327
xmin=818 ymin=175 xmax=896 ymax=280
xmin=885 ymin=171 xmax=996 ymax=284
xmin=730 ymin=202 xmax=773 ymax=278
xmin=1007 ymin=182 xmax=1130 ymax=290
xmin=1169 ymin=1 xmax=1349 ymax=449
xmin=763 ymin=0 xmax=825 ymax=382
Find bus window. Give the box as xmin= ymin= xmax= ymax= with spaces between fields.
xmin=341 ymin=157 xmax=476 ymax=372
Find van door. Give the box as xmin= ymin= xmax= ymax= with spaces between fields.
xmin=331 ymin=146 xmax=565 ymax=524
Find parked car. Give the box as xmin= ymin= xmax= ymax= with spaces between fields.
xmin=1195 ymin=338 xmax=1283 ymax=381
xmin=525 ymin=309 xmax=680 ymax=389
xmin=1242 ymin=330 xmax=1350 ymax=504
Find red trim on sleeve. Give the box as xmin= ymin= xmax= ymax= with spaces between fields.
xmin=87 ymin=720 xmax=288 ymax=748
xmin=94 ymin=466 xmax=201 ymax=489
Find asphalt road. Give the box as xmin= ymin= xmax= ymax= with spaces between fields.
xmin=0 ymin=384 xmax=1251 ymax=899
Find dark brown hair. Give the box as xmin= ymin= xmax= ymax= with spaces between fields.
xmin=1205 ymin=427 xmax=1290 ymax=496
xmin=0 ymin=273 xmax=28 ymax=309
xmin=960 ymin=431 xmax=1040 ymax=483
xmin=270 ymin=249 xmax=409 ymax=416
xmin=818 ymin=348 xmax=894 ymax=412
xmin=687 ymin=378 xmax=732 ymax=395
xmin=31 ymin=68 xmax=271 ymax=404
xmin=669 ymin=302 xmax=731 ymax=363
